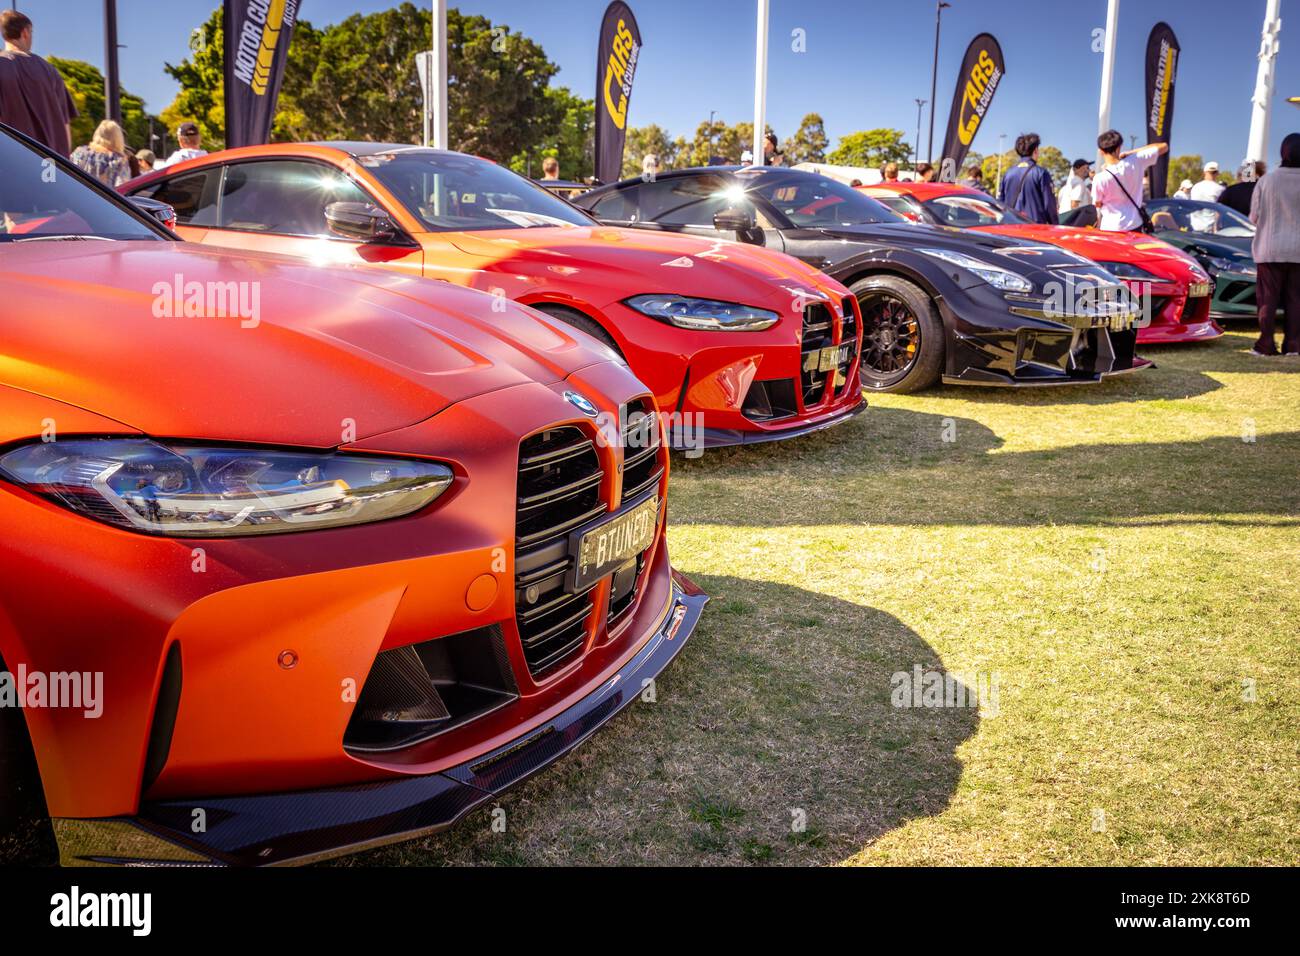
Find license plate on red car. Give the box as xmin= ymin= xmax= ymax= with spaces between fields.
xmin=1188 ymin=282 xmax=1211 ymax=297
xmin=571 ymin=496 xmax=658 ymax=591
xmin=809 ymin=343 xmax=851 ymax=373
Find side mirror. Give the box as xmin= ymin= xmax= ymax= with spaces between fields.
xmin=325 ymin=201 xmax=398 ymax=242
xmin=713 ymin=206 xmax=757 ymax=234
xmin=129 ymin=196 xmax=177 ymax=231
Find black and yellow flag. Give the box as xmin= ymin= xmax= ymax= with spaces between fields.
xmin=1144 ymin=22 xmax=1180 ymax=198
xmin=939 ymin=34 xmax=1005 ymax=182
xmin=593 ymin=2 xmax=642 ymax=185
xmin=224 ymin=0 xmax=301 ymax=148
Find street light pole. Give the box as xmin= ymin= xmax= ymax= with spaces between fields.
xmin=927 ymin=1 xmax=951 ymax=164
xmin=103 ymin=0 xmax=121 ymax=125
xmin=753 ymin=0 xmax=770 ymax=167
xmin=996 ymin=132 xmax=1006 ymax=190
xmin=914 ymin=99 xmax=926 ymax=168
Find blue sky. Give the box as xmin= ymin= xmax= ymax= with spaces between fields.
xmin=22 ymin=0 xmax=1300 ymax=166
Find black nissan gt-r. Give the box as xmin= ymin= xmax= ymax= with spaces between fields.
xmin=577 ymin=167 xmax=1147 ymax=393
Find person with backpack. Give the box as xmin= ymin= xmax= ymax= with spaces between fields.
xmin=1092 ymin=129 xmax=1168 ymax=232
xmin=998 ymin=133 xmax=1058 ymax=224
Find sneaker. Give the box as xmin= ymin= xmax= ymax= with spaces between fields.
xmin=1247 ymin=348 xmax=1276 ymax=357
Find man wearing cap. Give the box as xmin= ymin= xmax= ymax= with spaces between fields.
xmin=1057 ymin=158 xmax=1093 ymax=214
xmin=155 ymin=122 xmax=208 ymax=170
xmin=1190 ymin=161 xmax=1225 ymax=203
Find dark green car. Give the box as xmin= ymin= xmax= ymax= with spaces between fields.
xmin=1146 ymin=199 xmax=1261 ymax=322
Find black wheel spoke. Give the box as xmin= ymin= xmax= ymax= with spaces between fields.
xmin=859 ymin=293 xmax=921 ymax=377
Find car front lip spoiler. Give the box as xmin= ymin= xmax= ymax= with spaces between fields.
xmin=942 ymin=355 xmax=1155 ymax=387
xmin=53 ymin=574 xmax=708 ymax=867
xmin=676 ymin=396 xmax=867 ymax=451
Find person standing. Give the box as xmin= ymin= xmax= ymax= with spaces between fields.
xmin=882 ymin=162 xmax=900 ymax=182
xmin=999 ymin=133 xmax=1058 ymax=224
xmin=763 ymin=131 xmax=784 ymax=167
xmin=915 ymin=162 xmax=936 ymax=182
xmin=1219 ymin=161 xmax=1266 ymax=217
xmin=1173 ymin=179 xmax=1194 ymax=199
xmin=1248 ymin=134 xmax=1300 ymax=357
xmin=155 ymin=122 xmax=208 ymax=169
xmin=70 ymin=120 xmax=132 ymax=187
xmin=1092 ymin=129 xmax=1167 ymax=232
xmin=959 ymin=164 xmax=984 ymax=192
xmin=540 ymin=156 xmax=560 ymax=181
xmin=1189 ymin=161 xmax=1225 ymax=203
xmin=0 ymin=11 xmax=78 ymax=157
xmin=1057 ymin=158 xmax=1093 ymax=214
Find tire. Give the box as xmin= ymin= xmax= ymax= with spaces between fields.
xmin=0 ymin=659 xmax=53 ymax=863
xmin=529 ymin=303 xmax=625 ymax=360
xmin=851 ymin=275 xmax=944 ymax=394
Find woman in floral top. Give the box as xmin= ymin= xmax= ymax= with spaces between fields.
xmin=70 ymin=119 xmax=132 ymax=188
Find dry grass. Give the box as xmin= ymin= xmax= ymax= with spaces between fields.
xmin=350 ymin=329 xmax=1300 ymax=866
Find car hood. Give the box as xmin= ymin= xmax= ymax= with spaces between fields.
xmin=1160 ymin=230 xmax=1255 ymax=261
xmin=814 ymin=221 xmax=1104 ymax=283
xmin=979 ymin=223 xmax=1200 ymax=272
xmin=0 ymin=241 xmax=610 ymax=447
xmin=443 ymin=225 xmax=847 ymax=310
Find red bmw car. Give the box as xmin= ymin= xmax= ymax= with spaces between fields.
xmin=864 ymin=181 xmax=1222 ymax=345
xmin=0 ymin=124 xmax=705 ymax=866
xmin=123 ymin=144 xmax=865 ymax=449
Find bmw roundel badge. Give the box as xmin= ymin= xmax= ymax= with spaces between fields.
xmin=564 ymin=391 xmax=600 ymax=418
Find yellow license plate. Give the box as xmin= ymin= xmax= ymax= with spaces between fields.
xmin=1188 ymin=282 xmax=1211 ymax=297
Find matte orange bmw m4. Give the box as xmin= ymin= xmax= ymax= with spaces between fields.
xmin=0 ymin=124 xmax=705 ymax=866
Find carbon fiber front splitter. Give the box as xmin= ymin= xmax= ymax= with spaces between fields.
xmin=53 ymin=575 xmax=707 ymax=867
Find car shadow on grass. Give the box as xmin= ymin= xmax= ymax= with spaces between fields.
xmin=338 ymin=576 xmax=978 ymax=866
xmin=672 ymin=407 xmax=1300 ymax=529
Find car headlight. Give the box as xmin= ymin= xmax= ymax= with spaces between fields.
xmin=917 ymin=247 xmax=1033 ymax=293
xmin=1095 ymin=261 xmax=1163 ymax=282
xmin=1206 ymin=256 xmax=1254 ymax=277
xmin=0 ymin=439 xmax=454 ymax=537
xmin=624 ymin=294 xmax=780 ymax=331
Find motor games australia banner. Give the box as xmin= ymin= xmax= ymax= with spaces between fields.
xmin=224 ymin=0 xmax=301 ymax=148
xmin=938 ymin=33 xmax=1005 ymax=182
xmin=594 ymin=2 xmax=642 ymax=184
xmin=1144 ymin=22 xmax=1180 ymax=198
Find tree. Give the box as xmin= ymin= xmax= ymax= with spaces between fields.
xmin=51 ymin=57 xmax=158 ymax=151
xmin=511 ymin=86 xmax=594 ymax=181
xmin=784 ymin=112 xmax=828 ymax=166
xmin=621 ymin=124 xmax=680 ymax=179
xmin=166 ymin=3 xmax=564 ymax=163
xmin=827 ymin=128 xmax=911 ymax=168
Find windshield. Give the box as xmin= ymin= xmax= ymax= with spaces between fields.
xmin=924 ymin=193 xmax=1030 ymax=227
xmin=744 ymin=172 xmax=903 ymax=227
xmin=0 ymin=129 xmax=161 ymax=242
xmin=1147 ymin=199 xmax=1254 ymax=237
xmin=359 ymin=150 xmax=595 ymax=232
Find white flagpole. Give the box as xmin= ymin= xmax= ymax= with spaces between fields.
xmin=753 ymin=0 xmax=769 ymax=166
xmin=1097 ymin=0 xmax=1120 ymax=150
xmin=431 ymin=0 xmax=449 ymax=149
xmin=1246 ymin=0 xmax=1282 ymax=166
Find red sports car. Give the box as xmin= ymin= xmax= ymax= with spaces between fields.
xmin=123 ymin=144 xmax=865 ymax=449
xmin=864 ymin=182 xmax=1222 ymax=345
xmin=0 ymin=124 xmax=705 ymax=866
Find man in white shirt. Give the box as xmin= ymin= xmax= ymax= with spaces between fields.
xmin=1189 ymin=161 xmax=1225 ymax=203
xmin=1173 ymin=179 xmax=1193 ymax=199
xmin=1057 ymin=158 xmax=1093 ymax=214
xmin=155 ymin=122 xmax=208 ymax=170
xmin=1092 ymin=129 xmax=1168 ymax=232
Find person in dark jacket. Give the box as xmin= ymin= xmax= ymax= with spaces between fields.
xmin=999 ymin=132 xmax=1058 ymax=224
xmin=1220 ymin=161 xmax=1266 ymax=217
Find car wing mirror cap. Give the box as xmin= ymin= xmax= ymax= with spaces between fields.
xmin=713 ymin=207 xmax=757 ymax=233
xmin=325 ymin=201 xmax=398 ymax=242
xmin=130 ymin=196 xmax=177 ymax=231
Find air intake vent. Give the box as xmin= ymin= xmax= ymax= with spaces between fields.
xmin=514 ymin=427 xmax=604 ymax=677
xmin=800 ymin=302 xmax=835 ymax=405
xmin=619 ymin=397 xmax=664 ymax=506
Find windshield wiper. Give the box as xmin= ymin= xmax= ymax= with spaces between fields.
xmin=10 ymin=234 xmax=116 ymax=243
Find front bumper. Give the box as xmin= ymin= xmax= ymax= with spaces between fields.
xmin=935 ymin=282 xmax=1153 ymax=387
xmin=681 ymin=395 xmax=866 ymax=449
xmin=53 ymin=573 xmax=706 ymax=867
